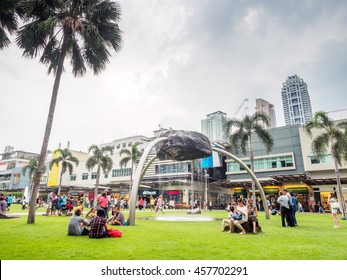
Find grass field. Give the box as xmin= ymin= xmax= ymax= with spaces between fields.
xmin=1 ymin=204 xmax=347 ymax=260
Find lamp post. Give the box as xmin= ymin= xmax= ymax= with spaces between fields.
xmin=204 ymin=171 xmax=209 ymax=210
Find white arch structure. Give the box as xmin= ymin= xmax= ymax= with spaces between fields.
xmin=128 ymin=137 xmax=270 ymax=226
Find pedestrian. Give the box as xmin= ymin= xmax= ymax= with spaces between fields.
xmin=317 ymin=202 xmax=325 ymax=213
xmin=277 ymin=191 xmax=294 ymax=227
xmin=6 ymin=194 xmax=13 ymax=211
xmin=209 ymin=200 xmax=213 ymax=211
xmin=290 ymin=192 xmax=298 ymax=226
xmin=97 ymin=193 xmax=109 ymax=218
xmin=328 ymin=193 xmax=340 ymax=228
xmin=155 ymin=195 xmax=164 ymax=213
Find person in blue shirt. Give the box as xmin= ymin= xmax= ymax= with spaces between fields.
xmin=6 ymin=194 xmax=13 ymax=211
xmin=290 ymin=192 xmax=298 ymax=226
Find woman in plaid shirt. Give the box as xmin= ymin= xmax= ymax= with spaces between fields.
xmin=89 ymin=209 xmax=109 ymax=238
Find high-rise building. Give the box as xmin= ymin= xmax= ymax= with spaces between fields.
xmin=281 ymin=75 xmax=313 ymax=126
xmin=201 ymin=111 xmax=229 ymax=142
xmin=255 ymin=98 xmax=277 ymax=128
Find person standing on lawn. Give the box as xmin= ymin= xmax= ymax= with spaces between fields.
xmin=97 ymin=193 xmax=109 ymax=218
xmin=277 ymin=191 xmax=294 ymax=227
xmin=328 ymin=193 xmax=340 ymax=228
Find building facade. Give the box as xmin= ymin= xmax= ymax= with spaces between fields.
xmin=281 ymin=75 xmax=313 ymax=126
xmin=255 ymin=98 xmax=277 ymax=128
xmin=0 ymin=147 xmax=39 ymax=191
xmin=201 ymin=111 xmax=229 ymax=142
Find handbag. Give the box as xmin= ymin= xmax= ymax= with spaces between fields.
xmin=230 ymin=213 xmax=242 ymax=220
xmin=331 ymin=201 xmax=340 ymax=209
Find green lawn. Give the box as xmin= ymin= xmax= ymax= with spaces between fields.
xmin=1 ymin=204 xmax=347 ymax=260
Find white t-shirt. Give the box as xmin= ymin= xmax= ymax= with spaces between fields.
xmin=236 ymin=205 xmax=248 ymax=222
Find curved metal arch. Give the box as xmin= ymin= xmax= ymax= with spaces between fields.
xmin=128 ymin=138 xmax=270 ymax=225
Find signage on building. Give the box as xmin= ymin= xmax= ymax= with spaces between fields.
xmin=165 ymin=191 xmax=180 ymax=195
xmin=142 ymin=190 xmax=157 ymax=195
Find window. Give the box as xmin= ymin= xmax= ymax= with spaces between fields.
xmin=122 ymin=143 xmax=126 ymax=148
xmin=112 ymin=168 xmax=132 ymax=177
xmin=310 ymin=155 xmax=329 ymax=164
xmin=128 ymin=142 xmax=132 ymax=147
xmin=82 ymin=173 xmax=89 ymax=180
xmin=227 ymin=154 xmax=295 ymax=173
xmin=70 ymin=174 xmax=77 ymax=181
xmin=91 ymin=172 xmax=97 ymax=179
xmin=116 ymin=144 xmax=120 ymax=149
xmin=13 ymin=173 xmax=20 ymax=185
xmin=155 ymin=162 xmax=191 ymax=174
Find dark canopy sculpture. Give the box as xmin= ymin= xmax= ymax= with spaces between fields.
xmin=128 ymin=130 xmax=270 ymax=225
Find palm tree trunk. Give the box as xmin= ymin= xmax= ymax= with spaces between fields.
xmin=27 ymin=33 xmax=69 ymax=224
xmin=248 ymin=135 xmax=256 ymax=202
xmin=332 ymin=147 xmax=346 ymax=220
xmin=94 ymin=165 xmax=101 ymax=208
xmin=58 ymin=168 xmax=63 ymax=195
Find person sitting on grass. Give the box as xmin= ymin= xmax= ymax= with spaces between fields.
xmin=85 ymin=207 xmax=97 ymax=222
xmin=67 ymin=208 xmax=90 ymax=236
xmin=108 ymin=207 xmax=125 ymax=226
xmin=247 ymin=199 xmax=258 ymax=234
xmin=89 ymin=209 xmax=109 ymax=238
xmin=221 ymin=203 xmax=235 ymax=232
xmin=228 ymin=198 xmax=248 ymax=235
xmin=0 ymin=196 xmax=8 ymax=214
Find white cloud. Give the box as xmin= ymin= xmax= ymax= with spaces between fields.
xmin=1 ymin=0 xmax=347 ymax=153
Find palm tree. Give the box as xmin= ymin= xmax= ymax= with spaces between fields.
xmin=119 ymin=143 xmax=143 ymax=196
xmin=86 ymin=144 xmax=114 ymax=206
xmin=21 ymin=158 xmax=46 ymax=204
xmin=0 ymin=0 xmax=21 ymax=49
xmin=21 ymin=158 xmax=39 ymax=184
xmin=16 ymin=0 xmax=122 ymax=224
xmin=225 ymin=112 xmax=274 ymax=201
xmin=50 ymin=148 xmax=79 ymax=195
xmin=304 ymin=111 xmax=347 ymax=220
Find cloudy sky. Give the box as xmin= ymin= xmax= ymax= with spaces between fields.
xmin=1 ymin=0 xmax=347 ymax=154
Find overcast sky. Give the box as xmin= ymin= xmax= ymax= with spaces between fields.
xmin=1 ymin=0 xmax=347 ymax=154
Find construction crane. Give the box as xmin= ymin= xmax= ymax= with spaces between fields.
xmin=233 ymin=98 xmax=248 ymax=118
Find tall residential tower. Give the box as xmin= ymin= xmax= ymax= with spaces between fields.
xmin=281 ymin=75 xmax=313 ymax=126
xmin=201 ymin=111 xmax=229 ymax=142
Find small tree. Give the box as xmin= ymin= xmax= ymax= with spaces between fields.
xmin=86 ymin=145 xmax=114 ymax=205
xmin=119 ymin=143 xmax=143 ymax=196
xmin=50 ymin=148 xmax=79 ymax=195
xmin=21 ymin=158 xmax=45 ymax=203
xmin=304 ymin=111 xmax=347 ymax=219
